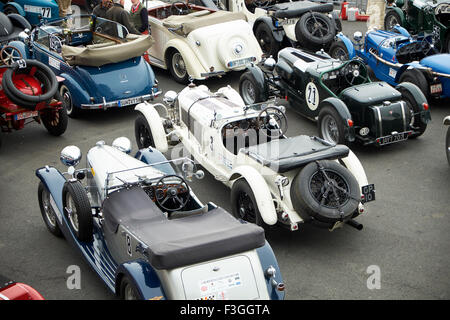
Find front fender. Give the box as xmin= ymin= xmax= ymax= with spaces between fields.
xmin=319 ymin=97 xmax=355 ymax=142
xmin=135 ymin=102 xmax=169 ymax=153
xmin=164 ymin=39 xmax=208 ymax=80
xmin=35 ymin=166 xmax=66 ymax=214
xmin=335 ymin=33 xmax=356 ymax=59
xmin=245 ymin=65 xmax=268 ymax=101
xmin=396 ymin=81 xmax=431 ymax=124
xmin=4 ymin=2 xmax=26 ymax=16
xmin=229 ymin=166 xmax=277 ymax=225
xmin=253 ymin=17 xmax=285 ymax=43
xmin=115 ymin=260 xmax=166 ymax=300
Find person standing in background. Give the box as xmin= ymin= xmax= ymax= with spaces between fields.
xmin=129 ymin=0 xmax=149 ymax=34
xmin=105 ymin=0 xmax=140 ymax=34
xmin=93 ymin=0 xmax=113 ymax=18
xmin=57 ymin=0 xmax=72 ymax=17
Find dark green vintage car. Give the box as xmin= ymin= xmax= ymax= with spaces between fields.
xmin=385 ymin=0 xmax=450 ymax=52
xmin=239 ymin=48 xmax=431 ymax=146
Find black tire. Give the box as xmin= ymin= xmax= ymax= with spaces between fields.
xmin=135 ymin=114 xmax=155 ymax=149
xmin=446 ymin=127 xmax=450 ymax=165
xmin=120 ymin=276 xmax=142 ymax=300
xmin=7 ymin=13 xmax=32 ymax=30
xmin=318 ymin=106 xmax=347 ymax=145
xmin=444 ymin=33 xmax=450 ymax=54
xmin=239 ymin=71 xmax=267 ymax=105
xmin=290 ymin=160 xmax=360 ymax=224
xmin=398 ymin=69 xmax=429 ymax=100
xmin=230 ymin=178 xmax=264 ymax=226
xmin=295 ymin=12 xmax=335 ymax=50
xmin=329 ymin=40 xmax=349 ymax=61
xmin=40 ymin=91 xmax=68 ymax=136
xmin=3 ymin=60 xmax=58 ymax=108
xmin=254 ymin=22 xmax=281 ymax=58
xmin=384 ymin=9 xmax=402 ymax=31
xmin=168 ymin=50 xmax=189 ymax=84
xmin=397 ymin=85 xmax=427 ymax=138
xmin=62 ymin=181 xmax=93 ymax=242
xmin=60 ymin=84 xmax=81 ymax=118
xmin=3 ymin=5 xmax=19 ymax=15
xmin=38 ymin=181 xmax=63 ymax=237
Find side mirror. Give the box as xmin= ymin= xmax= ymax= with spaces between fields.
xmin=112 ymin=137 xmax=132 ymax=154
xmin=263 ymin=57 xmax=276 ymax=70
xmin=163 ymin=90 xmax=178 ymax=105
xmin=60 ymin=145 xmax=82 ymax=167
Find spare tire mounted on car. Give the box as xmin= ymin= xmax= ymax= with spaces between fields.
xmin=295 ymin=12 xmax=335 ymax=50
xmin=290 ymin=160 xmax=360 ymax=225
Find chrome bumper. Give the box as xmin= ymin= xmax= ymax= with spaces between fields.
xmin=80 ymin=91 xmax=162 ymax=110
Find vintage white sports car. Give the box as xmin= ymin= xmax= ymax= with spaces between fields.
xmin=133 ymin=83 xmax=376 ymax=231
xmin=141 ymin=0 xmax=263 ymax=83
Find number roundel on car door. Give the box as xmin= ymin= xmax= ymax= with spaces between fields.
xmin=305 ymin=82 xmax=319 ymax=111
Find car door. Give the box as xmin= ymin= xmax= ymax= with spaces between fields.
xmin=148 ymin=18 xmax=170 ymax=67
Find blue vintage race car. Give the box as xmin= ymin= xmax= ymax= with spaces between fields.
xmin=9 ymin=15 xmax=159 ymax=117
xmin=0 ymin=0 xmax=60 ymax=25
xmin=329 ymin=26 xmax=450 ymax=100
xmin=36 ymin=137 xmax=285 ymax=300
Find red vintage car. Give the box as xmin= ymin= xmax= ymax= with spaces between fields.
xmin=0 ymin=275 xmax=44 ymax=300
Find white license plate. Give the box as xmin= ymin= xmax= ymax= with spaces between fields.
xmin=277 ymin=19 xmax=296 ymax=26
xmin=388 ymin=67 xmax=397 ymax=78
xmin=430 ymin=83 xmax=442 ymax=94
xmin=118 ymin=97 xmax=141 ymax=107
xmin=14 ymin=110 xmax=38 ymax=120
xmin=228 ymin=57 xmax=254 ymax=68
xmin=378 ymin=131 xmax=410 ymax=145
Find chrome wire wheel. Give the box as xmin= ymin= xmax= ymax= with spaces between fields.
xmin=42 ymin=188 xmax=57 ymax=228
xmin=385 ymin=14 xmax=400 ymax=31
xmin=60 ymin=85 xmax=75 ymax=116
xmin=172 ymin=52 xmax=187 ymax=80
xmin=305 ymin=15 xmax=330 ymax=38
xmin=241 ymin=78 xmax=256 ymax=104
xmin=320 ymin=114 xmax=340 ymax=144
xmin=66 ymin=193 xmax=79 ymax=233
xmin=308 ymin=169 xmax=350 ymax=209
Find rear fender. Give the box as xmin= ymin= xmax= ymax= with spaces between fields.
xmin=253 ymin=17 xmax=285 ymax=43
xmin=229 ymin=165 xmax=277 ymax=225
xmin=319 ymin=97 xmax=355 ymax=142
xmin=396 ymin=81 xmax=431 ymax=124
xmin=335 ymin=33 xmax=356 ymax=59
xmin=115 ymin=260 xmax=166 ymax=300
xmin=387 ymin=8 xmax=407 ymax=27
xmin=164 ymin=40 xmax=207 ymax=79
xmin=134 ymin=102 xmax=169 ymax=153
xmin=256 ymin=241 xmax=285 ymax=300
xmin=4 ymin=2 xmax=26 ymax=16
xmin=35 ymin=166 xmax=66 ymax=215
xmin=59 ymin=73 xmax=90 ymax=108
xmin=339 ymin=150 xmax=368 ymax=194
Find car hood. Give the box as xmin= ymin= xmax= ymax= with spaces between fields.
xmin=420 ymin=54 xmax=450 ymax=74
xmin=76 ymin=58 xmax=155 ymax=102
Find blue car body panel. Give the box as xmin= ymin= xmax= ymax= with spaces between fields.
xmin=0 ymin=0 xmax=59 ymax=25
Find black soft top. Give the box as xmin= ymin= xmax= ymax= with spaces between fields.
xmin=271 ymin=1 xmax=333 ymax=19
xmin=102 ymin=187 xmax=265 ymax=269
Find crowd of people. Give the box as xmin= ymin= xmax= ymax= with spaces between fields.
xmin=58 ymin=0 xmax=149 ymax=35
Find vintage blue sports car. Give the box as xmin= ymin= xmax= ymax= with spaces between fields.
xmin=330 ymin=26 xmax=450 ymax=100
xmin=0 ymin=0 xmax=60 ymax=25
xmin=9 ymin=15 xmax=159 ymax=117
xmin=36 ymin=137 xmax=286 ymax=300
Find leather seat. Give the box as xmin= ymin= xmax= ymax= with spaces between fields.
xmin=271 ymin=1 xmax=334 ymax=19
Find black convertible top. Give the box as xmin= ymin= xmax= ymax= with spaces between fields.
xmin=271 ymin=1 xmax=333 ymax=19
xmin=243 ymin=135 xmax=349 ymax=173
xmin=102 ymin=187 xmax=265 ymax=269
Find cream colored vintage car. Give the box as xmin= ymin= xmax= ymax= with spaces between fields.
xmin=140 ymin=0 xmax=263 ymax=83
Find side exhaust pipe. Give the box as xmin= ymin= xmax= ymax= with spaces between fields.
xmin=346 ymin=219 xmax=363 ymax=230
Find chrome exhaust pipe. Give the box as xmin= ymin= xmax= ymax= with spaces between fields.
xmin=346 ymin=219 xmax=363 ymax=230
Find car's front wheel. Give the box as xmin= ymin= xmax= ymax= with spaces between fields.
xmin=329 ymin=40 xmax=349 ymax=61
xmin=120 ymin=276 xmax=142 ymax=300
xmin=168 ymin=50 xmax=189 ymax=84
xmin=318 ymin=106 xmax=347 ymax=145
xmin=60 ymin=85 xmax=81 ymax=118
xmin=41 ymin=91 xmax=68 ymax=136
xmin=62 ymin=181 xmax=92 ymax=242
xmin=230 ymin=178 xmax=264 ymax=226
xmin=135 ymin=114 xmax=155 ymax=149
xmin=38 ymin=182 xmax=63 ymax=237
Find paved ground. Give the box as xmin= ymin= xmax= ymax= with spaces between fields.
xmin=0 ymin=20 xmax=449 ymax=300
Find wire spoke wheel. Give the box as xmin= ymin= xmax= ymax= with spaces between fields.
xmin=241 ymin=79 xmax=256 ymax=104
xmin=42 ymin=188 xmax=57 ymax=227
xmin=237 ymin=192 xmax=257 ymax=223
xmin=321 ymin=114 xmax=340 ymax=143
xmin=172 ymin=52 xmax=186 ymax=79
xmin=66 ymin=193 xmax=79 ymax=233
xmin=309 ymin=169 xmax=350 ymax=209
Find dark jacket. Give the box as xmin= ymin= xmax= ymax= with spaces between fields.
xmin=92 ymin=5 xmax=109 ymax=19
xmin=105 ymin=3 xmax=139 ymax=35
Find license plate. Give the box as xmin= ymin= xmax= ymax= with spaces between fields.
xmin=430 ymin=83 xmax=442 ymax=94
xmin=378 ymin=131 xmax=410 ymax=145
xmin=14 ymin=110 xmax=38 ymax=120
xmin=228 ymin=57 xmax=254 ymax=68
xmin=361 ymin=184 xmax=375 ymax=203
xmin=118 ymin=97 xmax=141 ymax=107
xmin=277 ymin=18 xmax=296 ymax=26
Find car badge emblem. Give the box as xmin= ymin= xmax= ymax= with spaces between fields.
xmin=234 ymin=44 xmax=243 ymax=54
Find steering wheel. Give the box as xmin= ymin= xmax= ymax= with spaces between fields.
xmin=257 ymin=106 xmax=288 ymax=138
xmin=170 ymin=1 xmax=189 ymax=15
xmin=154 ymin=175 xmax=190 ymax=212
xmin=253 ymin=0 xmax=272 ymax=8
xmin=49 ymin=34 xmax=64 ymax=53
xmin=343 ymin=59 xmax=368 ymax=86
xmin=0 ymin=46 xmax=23 ymax=65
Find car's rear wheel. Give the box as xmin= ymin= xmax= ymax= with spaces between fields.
xmin=62 ymin=181 xmax=92 ymax=242
xmin=230 ymin=178 xmax=263 ymax=226
xmin=384 ymin=9 xmax=402 ymax=31
xmin=120 ymin=276 xmax=142 ymax=300
xmin=60 ymin=85 xmax=81 ymax=118
xmin=295 ymin=12 xmax=335 ymax=50
xmin=239 ymin=71 xmax=266 ymax=105
xmin=397 ymin=85 xmax=427 ymax=138
xmin=398 ymin=69 xmax=429 ymax=100
xmin=41 ymin=91 xmax=68 ymax=136
xmin=38 ymin=181 xmax=63 ymax=237
xmin=291 ymin=160 xmax=360 ymax=224
xmin=329 ymin=40 xmax=349 ymax=61
xmin=255 ymin=22 xmax=280 ymax=58
xmin=318 ymin=106 xmax=347 ymax=145
xmin=168 ymin=50 xmax=189 ymax=84
xmin=135 ymin=114 xmax=155 ymax=149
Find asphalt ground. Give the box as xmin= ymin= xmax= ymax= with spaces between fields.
xmin=0 ymin=19 xmax=449 ymax=300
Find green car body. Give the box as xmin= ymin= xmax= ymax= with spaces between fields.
xmin=385 ymin=0 xmax=450 ymax=52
